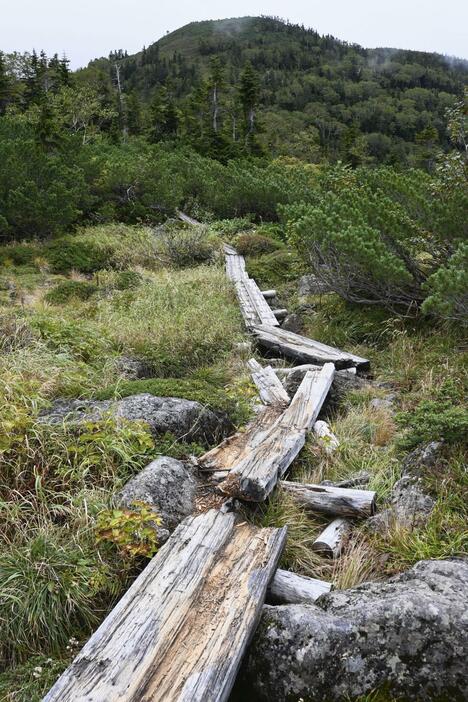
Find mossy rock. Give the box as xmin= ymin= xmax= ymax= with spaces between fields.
xmin=96 ymin=377 xmax=248 ymax=424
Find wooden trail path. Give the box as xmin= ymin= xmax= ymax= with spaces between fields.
xmin=45 ymin=227 xmax=377 ymax=702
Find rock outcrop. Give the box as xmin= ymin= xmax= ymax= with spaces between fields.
xmin=39 ymin=393 xmax=231 ymax=445
xmin=239 ymin=559 xmax=468 ymax=701
xmin=117 ymin=456 xmax=197 ymax=543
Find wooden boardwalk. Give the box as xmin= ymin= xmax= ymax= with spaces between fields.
xmin=44 ymin=230 xmax=376 ymax=702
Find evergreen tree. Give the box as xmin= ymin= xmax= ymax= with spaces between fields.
xmin=239 ymin=62 xmax=262 ymax=153
xmin=0 ymin=52 xmax=12 ymax=115
xmin=127 ymin=90 xmax=143 ymax=135
xmin=148 ymin=86 xmax=179 ymax=142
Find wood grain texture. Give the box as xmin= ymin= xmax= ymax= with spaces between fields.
xmin=268 ymin=568 xmax=332 ymax=604
xmin=312 ymin=518 xmax=352 ymax=558
xmin=280 ymin=481 xmax=377 ymax=518
xmin=44 ymin=510 xmax=287 ymax=702
xmin=247 ymin=358 xmax=290 ymax=407
xmin=198 ymin=405 xmax=282 ymax=472
xmin=235 ymin=278 xmax=279 ymax=328
xmin=225 ymin=253 xmax=247 ymax=282
xmin=252 ymin=324 xmax=369 ymax=370
xmin=219 ymin=364 xmax=335 ymax=501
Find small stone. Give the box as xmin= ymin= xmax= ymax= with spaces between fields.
xmin=281 ymin=313 xmax=303 ymax=334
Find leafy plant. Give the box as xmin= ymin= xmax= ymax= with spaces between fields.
xmin=45 ymin=280 xmax=98 ymax=305
xmin=45 ymin=239 xmax=110 ymax=274
xmin=96 ymin=501 xmax=161 ymax=558
xmin=235 ymin=233 xmax=283 ymax=257
xmin=396 ymin=400 xmax=468 ymax=448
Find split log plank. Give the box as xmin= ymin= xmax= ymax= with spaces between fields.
xmin=268 ymin=568 xmax=332 ymax=604
xmin=235 ymin=278 xmax=279 ymax=328
xmin=44 ymin=509 xmax=287 ymax=702
xmin=252 ymin=324 xmax=369 ymax=370
xmin=176 ymin=210 xmax=201 ymax=226
xmin=247 ymin=358 xmax=290 ymax=407
xmin=198 ymin=405 xmax=283 ymax=472
xmin=272 ymin=308 xmax=288 ymax=320
xmin=219 ymin=364 xmax=335 ymax=501
xmin=280 ymin=481 xmax=376 ymax=518
xmin=312 ymin=518 xmax=352 ymax=558
xmin=313 ymin=420 xmax=340 ymax=453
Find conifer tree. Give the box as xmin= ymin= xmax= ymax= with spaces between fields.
xmin=0 ymin=52 xmax=12 ymax=115
xmin=239 ymin=62 xmax=262 ymax=153
xmin=127 ymin=90 xmax=143 ymax=135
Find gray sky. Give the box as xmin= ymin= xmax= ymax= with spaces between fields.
xmin=1 ymin=0 xmax=467 ymax=68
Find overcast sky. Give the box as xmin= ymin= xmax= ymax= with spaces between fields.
xmin=1 ymin=0 xmax=467 ymax=68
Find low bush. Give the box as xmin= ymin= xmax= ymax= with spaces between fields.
xmin=396 ymin=400 xmax=468 ymax=449
xmin=0 ymin=243 xmax=41 ymax=267
xmin=235 ymin=233 xmax=283 ymax=257
xmin=45 ymin=280 xmax=98 ymax=305
xmin=246 ymin=249 xmax=305 ymax=288
xmin=155 ymin=224 xmax=217 ymax=268
xmin=45 ymin=239 xmax=110 ymax=275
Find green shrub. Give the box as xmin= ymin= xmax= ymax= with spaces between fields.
xmin=31 ymin=316 xmax=113 ymax=363
xmin=0 ymin=533 xmax=116 ymax=662
xmin=422 ymin=243 xmax=468 ymax=324
xmin=0 ymin=654 xmax=72 ymax=702
xmin=235 ymin=233 xmax=283 ymax=257
xmin=210 ymin=217 xmax=254 ymax=235
xmin=45 ymin=280 xmax=98 ymax=305
xmin=396 ymin=400 xmax=468 ymax=449
xmin=0 ymin=244 xmax=41 ymax=267
xmin=155 ymin=224 xmax=217 ymax=268
xmin=45 ymin=240 xmax=110 ymax=274
xmin=246 ymin=249 xmax=304 ymax=288
xmin=113 ymin=270 xmax=143 ymax=290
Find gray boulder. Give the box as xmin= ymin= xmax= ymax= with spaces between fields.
xmin=367 ymin=474 xmax=435 ymax=533
xmin=240 ymin=559 xmax=468 ymax=701
xmin=281 ymin=313 xmax=303 ymax=334
xmin=114 ymin=355 xmax=152 ymax=379
xmin=39 ymin=393 xmax=231 ymax=445
xmin=298 ymin=274 xmax=333 ymax=296
xmin=117 ymin=456 xmax=197 ymax=543
xmin=402 ymin=441 xmax=444 ymax=477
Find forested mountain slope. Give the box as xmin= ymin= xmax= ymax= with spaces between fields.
xmin=79 ymin=16 xmax=468 ymax=164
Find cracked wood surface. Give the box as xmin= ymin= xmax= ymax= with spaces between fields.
xmin=281 ymin=481 xmax=377 ymax=518
xmin=44 ymin=509 xmax=287 ymax=702
xmin=252 ymin=324 xmax=369 ymax=370
xmin=247 ymin=358 xmax=290 ymax=407
xmin=219 ymin=364 xmax=335 ymax=501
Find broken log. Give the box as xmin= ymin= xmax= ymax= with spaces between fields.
xmin=247 ymin=358 xmax=290 ymax=407
xmin=280 ymin=481 xmax=377 ymax=518
xmin=44 ymin=510 xmax=287 ymax=702
xmin=198 ymin=405 xmax=283 ymax=472
xmin=252 ymin=324 xmax=369 ymax=371
xmin=219 ymin=364 xmax=335 ymax=501
xmin=313 ymin=420 xmax=340 ymax=453
xmin=312 ymin=518 xmax=352 ymax=558
xmin=261 ymin=289 xmax=277 ymax=299
xmin=268 ymin=568 xmax=332 ymax=604
xmin=176 ymin=210 xmax=201 ymax=226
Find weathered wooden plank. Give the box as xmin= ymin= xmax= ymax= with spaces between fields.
xmin=247 ymin=358 xmax=290 ymax=407
xmin=225 ymin=254 xmax=247 ymax=282
xmin=235 ymin=278 xmax=279 ymax=328
xmin=280 ymin=481 xmax=377 ymax=518
xmin=252 ymin=324 xmax=370 ymax=370
xmin=223 ymin=243 xmax=238 ymax=255
xmin=219 ymin=364 xmax=335 ymax=501
xmin=44 ymin=510 xmax=287 ymax=702
xmin=198 ymin=405 xmax=283 ymax=472
xmin=313 ymin=420 xmax=340 ymax=453
xmin=267 ymin=569 xmax=332 ymax=604
xmin=176 ymin=210 xmax=201 ymax=226
xmin=312 ymin=518 xmax=352 ymax=558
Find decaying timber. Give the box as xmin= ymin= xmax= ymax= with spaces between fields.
xmin=252 ymin=324 xmax=369 ymax=370
xmin=219 ymin=364 xmax=335 ymax=501
xmin=44 ymin=510 xmax=286 ymax=702
xmin=177 ymin=210 xmax=201 ymax=226
xmin=281 ymin=481 xmax=377 ymax=518
xmin=313 ymin=420 xmax=340 ymax=453
xmin=235 ymin=278 xmax=280 ymax=327
xmin=261 ymin=289 xmax=277 ymax=299
xmin=312 ymin=518 xmax=352 ymax=558
xmin=268 ymin=568 xmax=332 ymax=604
xmin=225 ymin=252 xmax=247 ymax=282
xmin=198 ymin=405 xmax=283 ymax=472
xmin=247 ymin=358 xmax=290 ymax=406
